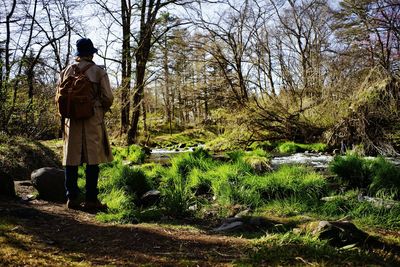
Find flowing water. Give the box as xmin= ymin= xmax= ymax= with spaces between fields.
xmin=270 ymin=152 xmax=334 ymax=169
xmin=148 ymin=148 xmax=400 ymax=169
xmin=146 ymin=147 xmax=197 ymax=164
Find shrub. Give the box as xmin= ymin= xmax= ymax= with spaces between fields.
xmin=150 ymin=129 xmax=214 ymax=148
xmin=305 ymin=143 xmax=327 ymax=152
xmin=249 ymin=140 xmax=277 ymax=151
xmin=226 ymin=150 xmax=246 ymax=162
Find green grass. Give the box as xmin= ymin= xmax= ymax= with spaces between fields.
xmin=277 ymin=141 xmax=327 ymax=154
xmin=159 ymin=150 xmax=325 ymax=215
xmin=329 ymin=154 xmax=370 ymax=189
xmin=96 ymin=162 xmax=154 ymax=223
xmin=89 ymin=146 xmax=400 ymax=231
xmin=318 ymin=190 xmax=400 ymax=228
xmin=247 ymin=231 xmax=395 ymax=266
xmin=245 ymin=165 xmax=327 ymax=202
xmin=258 ymin=185 xmax=400 ymax=229
xmin=159 ymin=148 xmax=216 ymax=216
xmin=112 ymin=144 xmax=147 ymax=164
xmin=150 ymin=129 xmax=215 ymax=149
xmin=329 ymin=155 xmax=400 ymax=199
xmin=368 ymin=157 xmax=400 ymax=198
xmin=97 ymin=148 xmax=334 ymax=223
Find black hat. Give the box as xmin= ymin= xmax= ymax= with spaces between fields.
xmin=75 ymin=38 xmax=98 ymax=56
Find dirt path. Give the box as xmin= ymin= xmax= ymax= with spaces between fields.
xmin=0 ymin=183 xmax=249 ymax=267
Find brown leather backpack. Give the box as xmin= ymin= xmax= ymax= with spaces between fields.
xmin=56 ymin=64 xmax=95 ymax=120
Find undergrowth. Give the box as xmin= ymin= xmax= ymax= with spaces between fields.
xmin=91 ymin=146 xmax=400 ymax=231
xmin=329 ymin=154 xmax=400 ymax=199
xmin=248 ymin=231 xmax=394 ymax=266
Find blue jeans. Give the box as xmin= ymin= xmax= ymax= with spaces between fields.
xmin=65 ymin=165 xmax=100 ymax=201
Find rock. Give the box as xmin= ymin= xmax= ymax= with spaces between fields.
xmin=188 ymin=204 xmax=197 ymax=211
xmin=358 ymin=195 xmax=400 ymax=209
xmin=140 ymin=190 xmax=161 ymax=207
xmin=31 ymin=167 xmax=66 ymax=202
xmin=213 ymin=221 xmax=244 ymax=232
xmin=213 ymin=216 xmax=280 ymax=233
xmin=251 ymin=161 xmax=272 ymax=173
xmin=312 ymin=220 xmax=371 ymax=247
xmin=21 ymin=194 xmax=35 ymax=202
xmin=321 ymin=195 xmax=349 ymax=202
xmin=234 ymin=209 xmax=251 ymax=218
xmin=0 ymin=174 xmax=16 ymax=198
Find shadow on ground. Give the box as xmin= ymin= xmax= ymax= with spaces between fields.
xmin=0 ymin=198 xmax=247 ymax=266
xmin=1 ymin=197 xmax=400 ymax=266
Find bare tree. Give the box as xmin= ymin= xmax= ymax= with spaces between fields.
xmin=335 ymin=0 xmax=400 ymax=73
xmin=127 ymin=0 xmax=197 ymax=144
xmin=0 ymin=0 xmax=76 ymax=136
xmin=194 ymin=0 xmax=262 ymax=105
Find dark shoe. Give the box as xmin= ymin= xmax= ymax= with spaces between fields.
xmin=82 ymin=200 xmax=108 ymax=212
xmin=66 ymin=198 xmax=81 ymax=210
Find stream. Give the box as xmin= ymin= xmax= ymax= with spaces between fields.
xmin=147 ymin=147 xmax=197 ymax=164
xmin=148 ymin=148 xmax=400 ymax=169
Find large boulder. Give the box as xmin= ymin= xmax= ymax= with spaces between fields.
xmin=31 ymin=167 xmax=66 ymax=202
xmin=0 ymin=172 xmax=16 ymax=198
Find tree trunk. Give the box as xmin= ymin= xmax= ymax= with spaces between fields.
xmin=120 ymin=0 xmax=132 ymax=135
xmin=127 ymin=54 xmax=147 ymax=144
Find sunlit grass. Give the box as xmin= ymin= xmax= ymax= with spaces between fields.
xmin=330 ymin=155 xmax=400 ymax=198
xmin=0 ymin=217 xmax=90 ymax=267
xmin=91 ymin=146 xmax=400 ymax=231
xmin=112 ymin=144 xmax=147 ymax=164
xmin=247 ymin=231 xmax=392 ymax=266
xmin=277 ymin=141 xmax=327 ymax=154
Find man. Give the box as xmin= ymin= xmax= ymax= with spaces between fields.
xmin=56 ymin=38 xmax=114 ymax=211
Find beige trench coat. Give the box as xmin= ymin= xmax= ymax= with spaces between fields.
xmin=57 ymin=59 xmax=114 ymax=166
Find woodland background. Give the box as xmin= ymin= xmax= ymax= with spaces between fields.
xmin=1 ymin=0 xmax=399 ymax=155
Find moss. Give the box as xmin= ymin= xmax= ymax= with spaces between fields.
xmin=0 ymin=135 xmax=61 ymax=181
xmin=150 ymin=129 xmax=216 ymax=149
xmin=277 ymin=141 xmax=327 ymax=154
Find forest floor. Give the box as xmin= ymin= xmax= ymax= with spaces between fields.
xmin=2 ymin=138 xmax=400 ymax=266
xmin=0 ymin=182 xmax=249 ymax=266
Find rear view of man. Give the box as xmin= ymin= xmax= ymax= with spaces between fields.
xmin=56 ymin=38 xmax=114 ymax=211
